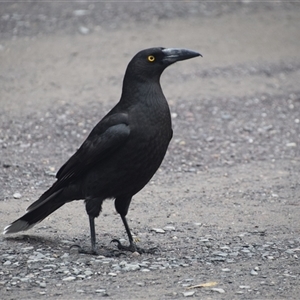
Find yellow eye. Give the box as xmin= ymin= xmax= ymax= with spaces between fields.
xmin=147 ymin=55 xmax=155 ymax=62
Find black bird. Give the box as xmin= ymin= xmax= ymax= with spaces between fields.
xmin=4 ymin=47 xmax=201 ymax=254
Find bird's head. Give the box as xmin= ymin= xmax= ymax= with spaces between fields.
xmin=125 ymin=47 xmax=201 ymax=83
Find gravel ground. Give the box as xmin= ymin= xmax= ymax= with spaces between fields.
xmin=1 ymin=2 xmax=300 ymax=299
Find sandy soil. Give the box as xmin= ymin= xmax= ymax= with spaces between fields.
xmin=1 ymin=2 xmax=300 ymax=299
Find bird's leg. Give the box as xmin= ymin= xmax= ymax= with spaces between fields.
xmin=70 ymin=216 xmax=99 ymax=255
xmin=111 ymin=214 xmax=138 ymax=252
xmin=89 ymin=216 xmax=98 ymax=254
xmin=112 ymin=196 xmax=158 ymax=254
xmin=70 ymin=198 xmax=103 ymax=255
xmin=111 ymin=214 xmax=157 ymax=254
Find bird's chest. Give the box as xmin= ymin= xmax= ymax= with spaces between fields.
xmin=130 ymin=102 xmax=171 ymax=146
xmin=119 ymin=103 xmax=171 ymax=171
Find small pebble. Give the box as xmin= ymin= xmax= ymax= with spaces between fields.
xmin=211 ymin=288 xmax=225 ymax=294
xmin=42 ymin=268 xmax=52 ymax=272
xmin=151 ymin=228 xmax=165 ymax=233
xmin=163 ymin=225 xmax=176 ymax=231
xmin=73 ymin=10 xmax=88 ymax=16
xmin=79 ymin=26 xmax=90 ymax=35
xmin=239 ymin=285 xmax=250 ymax=289
xmin=213 ymin=251 xmax=228 ymax=257
xmin=206 ymin=136 xmax=215 ymax=142
xmin=123 ymin=263 xmax=140 ymax=271
xmin=84 ymin=270 xmax=93 ymax=276
xmin=13 ymin=192 xmax=22 ymax=199
xmin=286 ymin=142 xmax=296 ymax=147
xmin=285 ymin=249 xmax=295 ymax=254
xmin=221 ymin=268 xmax=231 ymax=272
xmin=22 ymin=247 xmax=34 ymax=252
xmin=44 ymin=264 xmax=56 ymax=269
xmin=241 ymin=249 xmax=250 ymax=253
xmin=194 ymin=223 xmax=202 ymax=226
xmin=62 ymin=276 xmax=76 ymax=281
xmin=183 ymin=291 xmax=195 ymax=297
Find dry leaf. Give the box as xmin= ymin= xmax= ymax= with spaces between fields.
xmin=187 ymin=281 xmax=218 ymax=289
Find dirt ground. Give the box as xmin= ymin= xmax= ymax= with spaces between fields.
xmin=1 ymin=2 xmax=300 ymax=299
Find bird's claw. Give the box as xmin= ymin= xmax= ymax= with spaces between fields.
xmin=111 ymin=239 xmax=158 ymax=254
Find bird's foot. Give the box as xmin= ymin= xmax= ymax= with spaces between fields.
xmin=69 ymin=244 xmax=99 ymax=255
xmin=111 ymin=239 xmax=158 ymax=254
xmin=69 ymin=244 xmax=128 ymax=257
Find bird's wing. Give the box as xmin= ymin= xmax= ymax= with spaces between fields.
xmin=26 ymin=113 xmax=130 ymax=212
xmin=56 ymin=112 xmax=130 ymax=182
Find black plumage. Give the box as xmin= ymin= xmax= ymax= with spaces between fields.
xmin=4 ymin=47 xmax=201 ymax=253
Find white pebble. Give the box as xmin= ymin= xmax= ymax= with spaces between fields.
xmin=194 ymin=223 xmax=202 ymax=226
xmin=211 ymin=288 xmax=225 ymax=294
xmin=62 ymin=276 xmax=76 ymax=281
xmin=22 ymin=247 xmax=34 ymax=252
xmin=79 ymin=26 xmax=90 ymax=35
xmin=286 ymin=142 xmax=296 ymax=147
xmin=239 ymin=285 xmax=250 ymax=289
xmin=20 ymin=278 xmax=31 ymax=282
xmin=221 ymin=268 xmax=231 ymax=272
xmin=163 ymin=226 xmax=176 ymax=231
xmin=183 ymin=291 xmax=195 ymax=297
xmin=151 ymin=228 xmax=165 ymax=234
xmin=60 ymin=253 xmax=69 ymax=259
xmin=13 ymin=192 xmax=22 ymax=199
xmin=73 ymin=10 xmax=88 ymax=16
xmin=84 ymin=270 xmax=93 ymax=276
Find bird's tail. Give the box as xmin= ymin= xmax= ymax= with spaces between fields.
xmin=3 ymin=189 xmax=65 ymax=234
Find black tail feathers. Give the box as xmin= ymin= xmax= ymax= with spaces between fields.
xmin=4 ymin=192 xmax=65 ymax=234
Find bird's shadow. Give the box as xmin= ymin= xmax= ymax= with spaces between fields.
xmin=3 ymin=234 xmax=153 ymax=257
xmin=4 ymin=234 xmax=65 ymax=247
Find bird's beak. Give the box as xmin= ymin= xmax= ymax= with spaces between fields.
xmin=162 ymin=48 xmax=202 ymax=64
